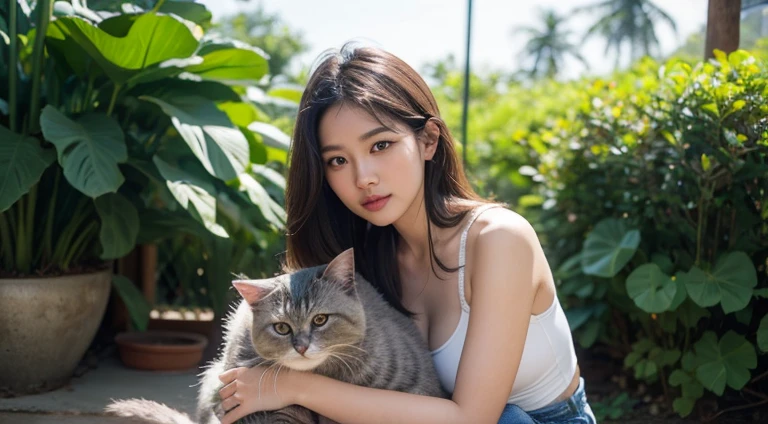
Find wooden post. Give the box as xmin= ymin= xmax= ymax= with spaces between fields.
xmin=705 ymin=0 xmax=742 ymax=58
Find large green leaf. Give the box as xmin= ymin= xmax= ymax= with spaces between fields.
xmin=693 ymin=331 xmax=757 ymax=395
xmin=248 ymin=121 xmax=291 ymax=151
xmin=581 ymin=218 xmax=640 ymax=277
xmin=125 ymin=43 xmax=268 ymax=87
xmin=0 ymin=127 xmax=55 ymax=212
xmin=238 ymin=173 xmax=285 ymax=230
xmin=626 ymin=263 xmax=677 ymax=313
xmin=141 ymin=95 xmax=249 ymax=181
xmin=668 ymin=370 xmax=702 ymax=417
xmin=40 ymin=106 xmax=126 ymax=198
xmin=758 ymin=315 xmax=768 ymax=352
xmin=157 ymin=0 xmax=212 ymax=25
xmin=251 ymin=164 xmax=286 ymax=203
xmin=668 ymin=272 xmax=688 ymax=311
xmin=94 ymin=193 xmax=138 ymax=259
xmin=153 ymin=156 xmax=228 ymax=238
xmin=676 ymin=300 xmax=710 ymax=329
xmin=186 ymin=45 xmax=269 ymax=83
xmin=124 ymin=56 xmax=202 ymax=88
xmin=682 ymin=252 xmax=757 ymax=313
xmin=47 ymin=14 xmax=198 ymax=84
xmin=111 ymin=275 xmax=150 ymax=331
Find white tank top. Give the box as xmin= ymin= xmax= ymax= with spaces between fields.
xmin=430 ymin=205 xmax=578 ymax=411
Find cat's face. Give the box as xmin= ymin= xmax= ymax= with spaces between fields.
xmin=233 ymin=248 xmax=365 ymax=371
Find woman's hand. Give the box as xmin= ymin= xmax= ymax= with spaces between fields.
xmin=218 ymin=365 xmax=297 ymax=424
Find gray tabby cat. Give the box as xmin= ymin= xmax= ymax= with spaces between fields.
xmin=107 ymin=248 xmax=446 ymax=423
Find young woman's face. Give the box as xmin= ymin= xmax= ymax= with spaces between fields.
xmin=318 ymin=104 xmax=436 ymax=227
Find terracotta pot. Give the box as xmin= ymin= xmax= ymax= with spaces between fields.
xmin=0 ymin=267 xmax=112 ymax=396
xmin=147 ymin=308 xmax=215 ymax=338
xmin=115 ymin=330 xmax=208 ymax=371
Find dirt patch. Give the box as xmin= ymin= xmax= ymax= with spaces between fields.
xmin=578 ymin=348 xmax=766 ymax=423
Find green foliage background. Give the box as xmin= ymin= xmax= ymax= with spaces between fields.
xmin=432 ymin=49 xmax=768 ymax=417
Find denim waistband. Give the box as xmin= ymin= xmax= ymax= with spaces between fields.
xmin=526 ymin=377 xmax=588 ymax=421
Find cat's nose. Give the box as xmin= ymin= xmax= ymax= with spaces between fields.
xmin=294 ymin=344 xmax=308 ymax=355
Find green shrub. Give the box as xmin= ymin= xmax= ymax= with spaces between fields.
xmin=515 ymin=51 xmax=767 ymax=417
xmin=433 ymin=49 xmax=768 ymax=417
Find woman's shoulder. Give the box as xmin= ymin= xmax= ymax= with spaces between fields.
xmin=470 ymin=205 xmax=538 ymax=246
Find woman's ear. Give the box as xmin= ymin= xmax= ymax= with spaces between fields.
xmin=422 ymin=118 xmax=440 ymax=161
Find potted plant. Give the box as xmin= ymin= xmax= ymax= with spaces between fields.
xmin=1 ymin=0 xmax=292 ymax=394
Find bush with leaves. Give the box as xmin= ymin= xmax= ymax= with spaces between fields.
xmin=0 ymin=0 xmax=298 ymax=328
xmin=507 ymin=51 xmax=767 ymax=419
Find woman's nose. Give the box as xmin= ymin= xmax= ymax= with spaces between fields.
xmin=355 ymin=162 xmax=379 ymax=189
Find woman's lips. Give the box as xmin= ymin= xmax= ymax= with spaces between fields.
xmin=362 ymin=195 xmax=391 ymax=212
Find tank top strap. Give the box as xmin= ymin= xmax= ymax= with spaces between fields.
xmin=457 ymin=204 xmax=503 ymax=312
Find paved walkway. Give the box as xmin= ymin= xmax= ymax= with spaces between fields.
xmin=0 ymin=356 xmax=199 ymax=423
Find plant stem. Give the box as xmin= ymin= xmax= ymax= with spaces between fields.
xmin=106 ymin=84 xmax=122 ymax=117
xmin=51 ymin=197 xmax=89 ymax=266
xmin=0 ymin=211 xmax=14 ymax=270
xmin=695 ymin=195 xmax=704 ymax=266
xmin=62 ymin=221 xmax=98 ymax=270
xmin=712 ymin=208 xmax=722 ymax=262
xmin=25 ymin=184 xmax=38 ymax=268
xmin=28 ymin=0 xmax=53 ymax=134
xmin=9 ymin=0 xmax=19 ymax=133
xmin=83 ymin=72 xmax=96 ymax=112
xmin=15 ymin=195 xmax=29 ymax=272
xmin=41 ymin=169 xmax=61 ymax=264
xmin=151 ymin=0 xmax=168 ymax=13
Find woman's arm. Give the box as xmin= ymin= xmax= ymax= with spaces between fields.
xmin=219 ymin=211 xmax=540 ymax=424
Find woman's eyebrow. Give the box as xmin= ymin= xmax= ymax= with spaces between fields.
xmin=320 ymin=127 xmax=397 ymax=154
xmin=359 ymin=126 xmax=396 ymax=141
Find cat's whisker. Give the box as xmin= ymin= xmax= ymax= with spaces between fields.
xmin=273 ymin=364 xmax=284 ymax=396
xmin=257 ymin=361 xmax=280 ymax=400
xmin=327 ymin=350 xmax=365 ymax=365
xmin=328 ymin=353 xmax=356 ymax=376
xmin=329 ymin=343 xmax=367 ymax=354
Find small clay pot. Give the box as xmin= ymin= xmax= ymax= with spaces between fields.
xmin=115 ymin=330 xmax=208 ymax=371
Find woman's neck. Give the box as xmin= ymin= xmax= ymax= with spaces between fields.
xmin=392 ymin=193 xmax=432 ymax=263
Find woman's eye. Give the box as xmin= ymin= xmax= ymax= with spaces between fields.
xmin=327 ymin=157 xmax=346 ymax=166
xmin=372 ymin=141 xmax=391 ymax=152
xmin=273 ymin=322 xmax=292 ymax=335
xmin=312 ymin=314 xmax=328 ymax=327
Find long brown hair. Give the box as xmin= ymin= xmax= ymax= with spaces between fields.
xmin=284 ymin=43 xmax=486 ymax=315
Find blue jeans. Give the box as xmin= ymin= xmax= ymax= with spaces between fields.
xmin=498 ymin=378 xmax=596 ymax=424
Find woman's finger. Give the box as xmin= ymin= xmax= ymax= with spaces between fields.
xmin=221 ymin=404 xmax=251 ymax=424
xmin=218 ymin=381 xmax=237 ymax=400
xmin=220 ymin=396 xmax=240 ymax=414
xmin=218 ymin=367 xmax=242 ymax=384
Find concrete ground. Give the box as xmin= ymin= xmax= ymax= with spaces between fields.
xmin=0 ymin=356 xmax=199 ymax=423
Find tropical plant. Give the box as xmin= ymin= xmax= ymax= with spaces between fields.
xmin=1 ymin=0 xmax=295 ymax=329
xmin=578 ymin=0 xmax=677 ymax=67
xmin=431 ymin=46 xmax=768 ymax=420
xmin=513 ymin=8 xmax=588 ymax=79
xmin=521 ymin=51 xmax=768 ymax=419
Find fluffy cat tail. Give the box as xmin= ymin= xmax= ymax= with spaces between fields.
xmin=105 ymin=398 xmax=196 ymax=424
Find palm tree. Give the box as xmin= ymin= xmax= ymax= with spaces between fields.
xmin=513 ymin=8 xmax=589 ymax=79
xmin=578 ymin=0 xmax=677 ymax=68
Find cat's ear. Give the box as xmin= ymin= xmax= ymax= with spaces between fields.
xmin=232 ymin=279 xmax=275 ymax=304
xmin=322 ymin=248 xmax=356 ymax=292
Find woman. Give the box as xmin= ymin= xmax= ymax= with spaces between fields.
xmin=218 ymin=44 xmax=596 ymax=424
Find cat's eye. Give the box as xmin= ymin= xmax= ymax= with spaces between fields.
xmin=312 ymin=314 xmax=328 ymax=327
xmin=273 ymin=322 xmax=291 ymax=335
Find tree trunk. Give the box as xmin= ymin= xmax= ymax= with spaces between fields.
xmin=705 ymin=0 xmax=742 ymax=58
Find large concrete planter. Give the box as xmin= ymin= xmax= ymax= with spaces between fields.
xmin=0 ymin=267 xmax=112 ymax=396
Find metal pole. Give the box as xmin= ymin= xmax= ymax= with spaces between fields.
xmin=461 ymin=0 xmax=473 ymax=169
